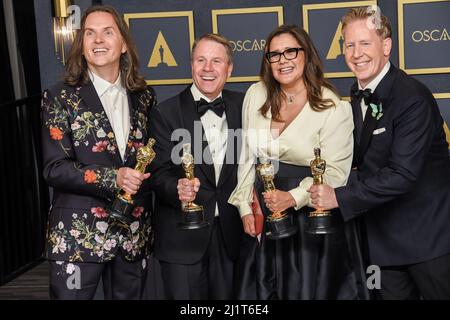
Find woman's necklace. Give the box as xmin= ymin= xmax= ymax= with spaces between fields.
xmin=281 ymin=86 xmax=306 ymax=105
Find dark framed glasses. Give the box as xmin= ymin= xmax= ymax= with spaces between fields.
xmin=265 ymin=47 xmax=304 ymax=63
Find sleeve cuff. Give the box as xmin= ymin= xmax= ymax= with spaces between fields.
xmin=288 ymin=188 xmax=309 ymax=211
xmin=234 ymin=201 xmax=253 ymax=218
xmin=335 ymin=186 xmax=363 ymax=221
xmin=287 ymin=176 xmax=314 ymax=210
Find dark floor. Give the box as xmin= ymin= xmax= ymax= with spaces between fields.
xmin=0 ymin=258 xmax=165 ymax=300
xmin=0 ymin=262 xmax=49 ymax=299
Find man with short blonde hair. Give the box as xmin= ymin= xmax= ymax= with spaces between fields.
xmin=309 ymin=6 xmax=450 ymax=300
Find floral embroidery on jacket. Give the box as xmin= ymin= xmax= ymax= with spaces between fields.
xmin=83 ymin=167 xmax=117 ymax=189
xmin=43 ymin=85 xmax=155 ymax=263
xmin=71 ymin=111 xmax=116 ymax=154
xmin=47 ymin=208 xmax=151 ymax=262
xmin=43 ymin=89 xmax=118 ymax=156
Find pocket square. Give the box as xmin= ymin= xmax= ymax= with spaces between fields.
xmin=373 ymin=127 xmax=386 ymax=135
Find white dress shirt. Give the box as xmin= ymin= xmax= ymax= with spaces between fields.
xmin=90 ymin=71 xmax=130 ymax=161
xmin=359 ymin=61 xmax=390 ymax=120
xmin=191 ymin=83 xmax=228 ymax=216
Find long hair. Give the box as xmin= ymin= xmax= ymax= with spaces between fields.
xmin=260 ymin=25 xmax=338 ymax=121
xmin=64 ymin=5 xmax=146 ymax=91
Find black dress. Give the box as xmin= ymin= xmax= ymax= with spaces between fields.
xmin=237 ymin=162 xmax=369 ymax=300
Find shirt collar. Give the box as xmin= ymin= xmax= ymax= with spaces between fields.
xmin=358 ymin=61 xmax=391 ymax=93
xmin=190 ymin=83 xmax=222 ymax=102
xmin=89 ymin=70 xmax=126 ymax=97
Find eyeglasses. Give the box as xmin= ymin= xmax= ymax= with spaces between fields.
xmin=265 ymin=47 xmax=304 ymax=63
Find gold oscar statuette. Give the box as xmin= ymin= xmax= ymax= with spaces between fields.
xmin=108 ymin=138 xmax=156 ymax=224
xmin=257 ymin=157 xmax=297 ymax=240
xmin=178 ymin=143 xmax=208 ymax=230
xmin=306 ymin=147 xmax=336 ymax=234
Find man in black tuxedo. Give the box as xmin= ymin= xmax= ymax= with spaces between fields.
xmin=41 ymin=5 xmax=156 ymax=299
xmin=309 ymin=7 xmax=450 ymax=299
xmin=148 ymin=34 xmax=246 ymax=299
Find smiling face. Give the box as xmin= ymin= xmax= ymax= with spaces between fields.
xmin=82 ymin=11 xmax=127 ymax=79
xmin=343 ymin=18 xmax=392 ymax=88
xmin=191 ymin=39 xmax=233 ymax=100
xmin=268 ymin=33 xmax=305 ymax=90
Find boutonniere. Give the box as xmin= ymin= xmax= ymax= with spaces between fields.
xmin=369 ymin=102 xmax=383 ymax=120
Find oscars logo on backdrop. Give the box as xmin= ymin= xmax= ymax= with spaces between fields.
xmin=148 ymin=31 xmax=178 ymax=69
xmin=411 ymin=28 xmax=450 ymax=42
xmin=229 ymin=39 xmax=266 ymax=52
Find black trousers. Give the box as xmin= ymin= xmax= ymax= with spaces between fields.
xmin=49 ymin=254 xmax=148 ymax=300
xmin=380 ymin=252 xmax=450 ymax=300
xmin=159 ymin=217 xmax=235 ymax=299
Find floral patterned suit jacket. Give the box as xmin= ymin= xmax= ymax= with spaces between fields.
xmin=41 ymin=81 xmax=156 ymax=263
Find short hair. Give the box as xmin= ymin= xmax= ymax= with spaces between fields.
xmin=341 ymin=6 xmax=392 ymax=40
xmin=191 ymin=33 xmax=233 ymax=64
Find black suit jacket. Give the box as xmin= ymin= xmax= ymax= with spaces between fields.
xmin=148 ymin=86 xmax=245 ymax=265
xmin=336 ymin=64 xmax=450 ymax=266
xmin=41 ymin=81 xmax=156 ymax=263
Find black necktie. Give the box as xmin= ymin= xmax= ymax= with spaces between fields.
xmin=197 ymin=98 xmax=226 ymax=117
xmin=351 ymin=88 xmax=373 ymax=105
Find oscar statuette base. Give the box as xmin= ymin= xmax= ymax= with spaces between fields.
xmin=265 ymin=213 xmax=298 ymax=240
xmin=178 ymin=205 xmax=209 ymax=230
xmin=305 ymin=211 xmax=337 ymax=235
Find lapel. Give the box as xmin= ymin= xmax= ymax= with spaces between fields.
xmin=79 ymin=82 xmax=122 ymax=164
xmin=350 ymin=83 xmax=363 ymax=167
xmin=357 ymin=64 xmax=396 ymax=165
xmin=123 ymin=91 xmax=140 ymax=164
xmin=350 ymin=82 xmax=364 ymax=145
xmin=179 ymin=87 xmax=216 ymax=186
xmin=358 ymin=103 xmax=378 ymax=165
xmin=217 ymin=90 xmax=241 ymax=188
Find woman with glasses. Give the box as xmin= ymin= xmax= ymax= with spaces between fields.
xmin=229 ymin=25 xmax=368 ymax=299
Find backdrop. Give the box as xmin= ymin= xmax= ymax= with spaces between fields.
xmin=34 ymin=0 xmax=450 ymax=146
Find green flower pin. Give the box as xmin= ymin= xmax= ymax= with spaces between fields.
xmin=369 ymin=102 xmax=383 ymax=120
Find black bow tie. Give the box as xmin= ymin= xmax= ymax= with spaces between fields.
xmin=197 ymin=98 xmax=225 ymax=117
xmin=351 ymin=88 xmax=373 ymax=105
